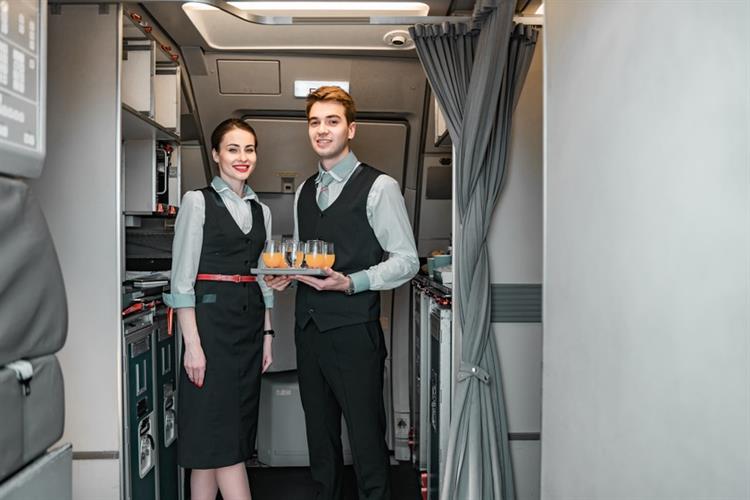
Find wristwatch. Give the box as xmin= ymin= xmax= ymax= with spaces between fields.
xmin=344 ymin=276 xmax=355 ymax=296
xmin=263 ymin=329 xmax=275 ymax=338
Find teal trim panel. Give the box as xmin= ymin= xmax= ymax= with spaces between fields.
xmin=490 ymin=284 xmax=542 ymax=323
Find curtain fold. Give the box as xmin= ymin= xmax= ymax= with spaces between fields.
xmin=410 ymin=22 xmax=477 ymax=141
xmin=410 ymin=5 xmax=539 ymax=500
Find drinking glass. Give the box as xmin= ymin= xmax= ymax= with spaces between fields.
xmin=262 ymin=240 xmax=285 ymax=268
xmin=322 ymin=242 xmax=335 ymax=268
xmin=305 ymin=240 xmax=324 ymax=269
xmin=283 ymin=239 xmax=304 ymax=269
xmin=294 ymin=242 xmax=305 ymax=268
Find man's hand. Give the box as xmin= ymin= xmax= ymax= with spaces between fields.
xmin=264 ymin=274 xmax=293 ymax=291
xmin=294 ymin=268 xmax=351 ymax=292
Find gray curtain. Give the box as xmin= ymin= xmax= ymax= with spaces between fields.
xmin=410 ymin=4 xmax=538 ymax=500
xmin=410 ymin=22 xmax=477 ymax=140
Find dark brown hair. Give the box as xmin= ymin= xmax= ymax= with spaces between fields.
xmin=210 ymin=118 xmax=258 ymax=152
xmin=305 ymin=86 xmax=356 ymax=124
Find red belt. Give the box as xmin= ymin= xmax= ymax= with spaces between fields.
xmin=196 ymin=273 xmax=257 ymax=283
xmin=167 ymin=274 xmax=257 ymax=336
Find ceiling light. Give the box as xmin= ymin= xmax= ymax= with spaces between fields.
xmin=231 ymin=2 xmax=429 ymax=17
xmin=183 ymin=2 xmax=430 ymax=17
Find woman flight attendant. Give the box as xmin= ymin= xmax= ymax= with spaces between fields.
xmin=163 ymin=118 xmax=274 ymax=500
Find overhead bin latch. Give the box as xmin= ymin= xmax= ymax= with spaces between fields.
xmin=6 ymin=360 xmax=34 ymax=396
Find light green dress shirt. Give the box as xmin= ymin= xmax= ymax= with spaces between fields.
xmin=293 ymin=151 xmax=419 ymax=293
xmin=163 ymin=176 xmax=274 ymax=309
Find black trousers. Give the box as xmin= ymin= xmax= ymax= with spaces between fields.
xmin=295 ymin=320 xmax=392 ymax=500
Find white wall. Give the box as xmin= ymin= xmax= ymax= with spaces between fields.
xmin=33 ymin=5 xmax=122 ymax=499
xmin=487 ymin=31 xmax=544 ymax=500
xmin=543 ymin=1 xmax=749 ymax=498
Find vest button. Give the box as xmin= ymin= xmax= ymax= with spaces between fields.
xmin=308 ymin=308 xmax=314 ymax=314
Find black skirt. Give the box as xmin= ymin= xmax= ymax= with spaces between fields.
xmin=177 ymin=280 xmax=265 ymax=469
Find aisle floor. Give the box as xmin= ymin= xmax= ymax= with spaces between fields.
xmin=205 ymin=462 xmax=422 ymax=500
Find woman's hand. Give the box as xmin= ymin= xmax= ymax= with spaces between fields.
xmin=184 ymin=343 xmax=206 ymax=388
xmin=264 ymin=274 xmax=292 ymax=291
xmin=262 ymin=335 xmax=273 ymax=373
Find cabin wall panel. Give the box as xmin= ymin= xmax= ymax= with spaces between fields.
xmin=71 ymin=458 xmax=119 ymax=500
xmin=512 ymin=441 xmax=541 ymax=500
xmin=543 ymin=2 xmax=750 ymax=498
xmin=484 ymin=28 xmax=543 ymax=500
xmin=33 ymin=4 xmax=122 ymax=454
xmin=493 ymin=324 xmax=542 ymax=433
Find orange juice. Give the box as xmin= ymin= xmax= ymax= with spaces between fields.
xmin=322 ymin=254 xmax=335 ymax=268
xmin=262 ymin=252 xmax=285 ymax=268
xmin=271 ymin=253 xmax=285 ymax=268
xmin=305 ymin=253 xmax=324 ymax=269
xmin=261 ymin=252 xmax=273 ymax=267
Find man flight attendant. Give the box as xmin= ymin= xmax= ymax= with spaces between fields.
xmin=266 ymin=86 xmax=419 ymax=500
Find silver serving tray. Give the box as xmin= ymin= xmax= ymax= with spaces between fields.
xmin=251 ymin=268 xmax=327 ymax=276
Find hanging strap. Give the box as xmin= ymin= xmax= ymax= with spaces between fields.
xmin=167 ymin=306 xmax=174 ymax=337
xmin=457 ymin=361 xmax=490 ymax=384
xmin=6 ymin=360 xmax=34 ymax=396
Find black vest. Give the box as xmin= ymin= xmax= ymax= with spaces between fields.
xmin=295 ymin=164 xmax=384 ymax=331
xmin=196 ymin=187 xmax=265 ymax=276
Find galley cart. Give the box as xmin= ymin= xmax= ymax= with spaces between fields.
xmin=427 ymin=286 xmax=452 ymax=500
xmin=122 ymin=309 xmax=158 ymax=500
xmin=153 ymin=304 xmax=179 ymax=500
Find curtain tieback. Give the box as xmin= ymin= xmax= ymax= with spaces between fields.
xmin=458 ymin=361 xmax=490 ymax=384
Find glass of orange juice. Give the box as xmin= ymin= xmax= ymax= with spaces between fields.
xmin=283 ymin=239 xmax=304 ymax=268
xmin=262 ymin=240 xmax=285 ymax=268
xmin=322 ymin=242 xmax=335 ymax=268
xmin=305 ymin=240 xmax=325 ymax=269
xmin=294 ymin=242 xmax=305 ymax=268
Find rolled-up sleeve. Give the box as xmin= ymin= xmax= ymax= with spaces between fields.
xmin=163 ymin=191 xmax=204 ymax=308
xmin=257 ymin=202 xmax=274 ymax=309
xmin=361 ymin=175 xmax=420 ymax=291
